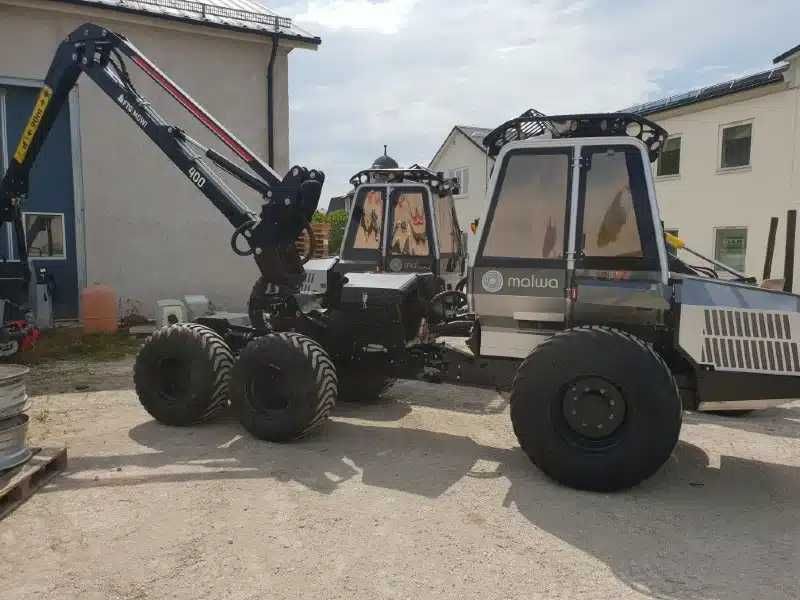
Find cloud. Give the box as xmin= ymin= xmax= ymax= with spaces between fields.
xmin=268 ymin=0 xmax=800 ymax=203
xmin=294 ymin=0 xmax=420 ymax=34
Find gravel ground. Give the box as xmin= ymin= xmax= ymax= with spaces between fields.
xmin=1 ymin=380 xmax=799 ymax=600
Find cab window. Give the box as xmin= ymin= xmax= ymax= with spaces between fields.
xmin=481 ymin=151 xmax=570 ymax=261
xmin=342 ymin=188 xmax=385 ymax=260
xmin=435 ymin=195 xmax=459 ymax=255
xmin=390 ymin=192 xmax=430 ymax=256
xmin=354 ymin=190 xmax=384 ymax=250
xmin=577 ymin=146 xmax=658 ymax=270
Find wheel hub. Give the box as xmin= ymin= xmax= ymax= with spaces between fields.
xmin=562 ymin=377 xmax=626 ymax=439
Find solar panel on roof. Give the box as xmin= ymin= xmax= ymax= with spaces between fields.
xmin=624 ymin=66 xmax=786 ymax=116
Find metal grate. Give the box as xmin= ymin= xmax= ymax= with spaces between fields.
xmin=483 ymin=110 xmax=668 ymax=161
xmin=97 ymin=0 xmax=292 ymax=29
xmin=700 ymin=308 xmax=800 ymax=373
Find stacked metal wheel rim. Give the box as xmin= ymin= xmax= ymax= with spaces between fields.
xmin=0 ymin=365 xmax=32 ymax=472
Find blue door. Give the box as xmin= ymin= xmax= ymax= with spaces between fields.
xmin=1 ymin=85 xmax=79 ymax=319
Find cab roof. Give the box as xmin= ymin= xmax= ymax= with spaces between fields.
xmin=484 ymin=110 xmax=668 ymax=162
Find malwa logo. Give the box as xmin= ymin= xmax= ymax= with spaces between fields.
xmin=481 ymin=269 xmax=560 ymax=293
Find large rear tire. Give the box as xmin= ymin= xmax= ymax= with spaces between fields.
xmin=511 ymin=326 xmax=682 ymax=491
xmin=134 ymin=323 xmax=234 ymax=426
xmin=232 ymin=332 xmax=337 ymax=441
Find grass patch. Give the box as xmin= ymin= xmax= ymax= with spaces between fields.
xmin=9 ymin=327 xmax=142 ymax=365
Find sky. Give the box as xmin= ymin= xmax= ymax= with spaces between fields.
xmin=263 ymin=0 xmax=800 ymax=205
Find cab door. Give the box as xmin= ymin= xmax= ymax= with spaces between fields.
xmin=384 ymin=186 xmax=436 ymax=274
xmin=339 ymin=186 xmax=386 ymax=272
xmin=572 ymin=143 xmax=669 ymax=327
xmin=471 ymin=148 xmax=573 ymax=358
xmin=433 ymin=193 xmax=465 ymax=288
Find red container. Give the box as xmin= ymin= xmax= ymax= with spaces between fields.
xmin=80 ymin=284 xmax=118 ymax=333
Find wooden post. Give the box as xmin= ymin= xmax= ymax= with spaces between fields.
xmin=784 ymin=210 xmax=796 ymax=293
xmin=763 ymin=216 xmax=778 ymax=281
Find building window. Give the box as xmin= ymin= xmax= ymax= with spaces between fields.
xmin=448 ymin=167 xmax=469 ymax=195
xmin=23 ymin=213 xmax=66 ymax=259
xmin=657 ymin=136 xmax=681 ymax=176
xmin=714 ymin=227 xmax=747 ymax=273
xmin=482 ymin=152 xmax=569 ymax=259
xmin=720 ymin=122 xmax=752 ymax=169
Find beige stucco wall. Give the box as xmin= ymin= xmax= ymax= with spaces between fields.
xmin=0 ymin=0 xmax=300 ymax=315
xmin=650 ymin=73 xmax=800 ymax=283
xmin=429 ymin=129 xmax=493 ymax=258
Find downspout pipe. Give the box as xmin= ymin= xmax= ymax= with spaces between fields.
xmin=267 ymin=31 xmax=279 ymax=168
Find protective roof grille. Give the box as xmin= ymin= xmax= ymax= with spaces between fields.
xmin=624 ymin=65 xmax=787 ymax=116
xmin=483 ymin=110 xmax=669 ymax=162
xmin=349 ymin=167 xmax=459 ymax=196
xmin=56 ymin=0 xmax=318 ymax=42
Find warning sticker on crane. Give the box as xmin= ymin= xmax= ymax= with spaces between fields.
xmin=14 ymin=85 xmax=53 ymax=164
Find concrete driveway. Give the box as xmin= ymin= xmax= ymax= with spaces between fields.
xmin=1 ymin=382 xmax=798 ymax=600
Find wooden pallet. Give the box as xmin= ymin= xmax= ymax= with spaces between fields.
xmin=0 ymin=446 xmax=67 ymax=521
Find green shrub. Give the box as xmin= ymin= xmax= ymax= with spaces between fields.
xmin=313 ymin=209 xmax=348 ymax=255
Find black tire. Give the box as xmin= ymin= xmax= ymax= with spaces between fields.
xmin=511 ymin=326 xmax=682 ymax=492
xmin=134 ymin=323 xmax=234 ymax=426
xmin=232 ymin=332 xmax=337 ymax=441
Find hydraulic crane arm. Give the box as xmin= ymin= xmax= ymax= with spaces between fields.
xmin=0 ymin=23 xmax=323 ymax=284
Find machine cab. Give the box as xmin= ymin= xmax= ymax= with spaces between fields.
xmin=471 ymin=112 xmax=671 ymax=358
xmin=338 ymin=166 xmax=466 ymax=290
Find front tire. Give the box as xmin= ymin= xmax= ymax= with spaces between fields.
xmin=134 ymin=323 xmax=234 ymax=426
xmin=232 ymin=332 xmax=337 ymax=441
xmin=511 ymin=326 xmax=682 ymax=491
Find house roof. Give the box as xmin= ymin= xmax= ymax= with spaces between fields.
xmin=428 ymin=125 xmax=490 ymax=168
xmin=50 ymin=0 xmax=320 ymax=45
xmin=455 ymin=125 xmax=492 ymax=151
xmin=774 ymin=42 xmax=800 ymax=64
xmin=623 ymin=65 xmax=787 ymax=117
xmin=620 ymin=65 xmax=788 ymax=116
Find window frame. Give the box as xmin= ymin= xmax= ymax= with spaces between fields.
xmin=341 ymin=186 xmax=387 ymax=261
xmin=575 ymin=144 xmax=660 ymax=272
xmin=22 ymin=211 xmax=67 ymax=260
xmin=0 ymin=88 xmax=17 ymax=262
xmin=433 ymin=193 xmax=460 ymax=258
xmin=448 ymin=166 xmax=470 ymax=197
xmin=713 ymin=226 xmax=748 ymax=274
xmin=474 ymin=147 xmax=573 ymax=269
xmin=386 ymin=186 xmax=435 ymax=259
xmin=718 ymin=119 xmax=753 ymax=172
xmin=656 ymin=134 xmax=682 ymax=178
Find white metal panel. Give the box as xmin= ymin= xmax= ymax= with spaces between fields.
xmin=679 ymin=304 xmax=800 ymax=377
xmin=480 ymin=328 xmax=549 ymax=359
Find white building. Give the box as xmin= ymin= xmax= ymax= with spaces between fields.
xmin=428 ymin=125 xmax=493 ymax=257
xmin=627 ymin=44 xmax=800 ymax=284
xmin=0 ymin=0 xmax=319 ymax=318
